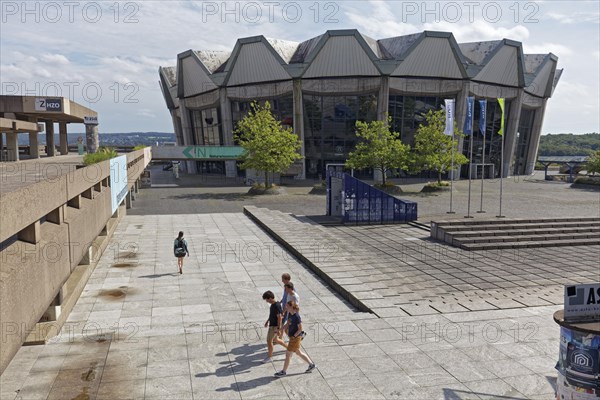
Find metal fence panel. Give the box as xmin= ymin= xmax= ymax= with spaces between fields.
xmin=342 ymin=174 xmax=417 ymax=224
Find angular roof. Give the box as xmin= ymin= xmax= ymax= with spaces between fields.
xmin=159 ymin=30 xmax=560 ymax=100
xmin=458 ymin=41 xmax=502 ymax=65
xmin=194 ymin=51 xmax=230 ymax=74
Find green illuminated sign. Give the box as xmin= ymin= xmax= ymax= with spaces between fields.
xmin=182 ymin=146 xmax=245 ymax=160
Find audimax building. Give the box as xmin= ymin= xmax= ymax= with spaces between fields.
xmin=159 ymin=29 xmax=561 ymax=180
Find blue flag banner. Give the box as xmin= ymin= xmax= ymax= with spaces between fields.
xmin=463 ymin=97 xmax=474 ymax=135
xmin=479 ymin=99 xmax=487 ymax=135
xmin=444 ymin=99 xmax=455 ymax=136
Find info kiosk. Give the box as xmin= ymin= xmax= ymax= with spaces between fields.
xmin=554 ymin=283 xmax=600 ymax=399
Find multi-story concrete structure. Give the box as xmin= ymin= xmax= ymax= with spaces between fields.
xmin=0 ymin=96 xmax=100 ymax=161
xmin=159 ymin=30 xmax=561 ymax=179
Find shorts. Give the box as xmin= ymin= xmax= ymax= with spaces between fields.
xmin=267 ymin=326 xmax=278 ymax=343
xmin=287 ymin=336 xmax=302 ymax=352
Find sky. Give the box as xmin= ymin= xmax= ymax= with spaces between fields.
xmin=1 ymin=0 xmax=599 ymax=134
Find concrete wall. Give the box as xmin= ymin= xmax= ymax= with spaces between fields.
xmin=0 ymin=149 xmax=149 ymax=374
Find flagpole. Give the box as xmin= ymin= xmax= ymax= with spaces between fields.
xmin=445 ymin=99 xmax=455 ymax=214
xmin=466 ymin=131 xmax=474 ymax=218
xmin=497 ymin=98 xmax=506 ymax=218
xmin=448 ymin=129 xmax=455 ymax=214
xmin=497 ymin=132 xmax=505 ymax=218
xmin=465 ymin=97 xmax=474 ymax=219
xmin=478 ymin=133 xmax=487 ymax=213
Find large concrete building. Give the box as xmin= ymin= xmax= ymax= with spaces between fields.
xmin=159 ymin=30 xmax=561 ymax=179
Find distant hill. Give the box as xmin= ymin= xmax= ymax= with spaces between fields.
xmin=18 ymin=132 xmax=176 ymax=146
xmin=538 ymin=133 xmax=600 ymax=156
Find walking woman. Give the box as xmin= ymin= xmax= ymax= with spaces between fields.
xmin=174 ymin=231 xmax=189 ymax=274
xmin=274 ymin=301 xmax=316 ymax=377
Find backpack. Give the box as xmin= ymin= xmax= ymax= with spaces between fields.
xmin=174 ymin=238 xmax=186 ymax=257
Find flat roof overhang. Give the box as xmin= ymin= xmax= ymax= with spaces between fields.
xmin=0 ymin=117 xmax=42 ymax=133
xmin=0 ymin=95 xmax=97 ymax=123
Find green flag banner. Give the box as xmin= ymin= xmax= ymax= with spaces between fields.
xmin=497 ymin=98 xmax=505 ymax=136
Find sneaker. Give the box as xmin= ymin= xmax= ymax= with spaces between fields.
xmin=274 ymin=370 xmax=287 ymax=377
xmin=262 ymin=357 xmax=272 ymax=364
xmin=300 ymin=331 xmax=307 ymax=339
xmin=305 ymin=363 xmax=316 ymax=373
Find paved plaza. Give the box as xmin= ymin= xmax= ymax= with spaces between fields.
xmin=1 ymin=169 xmax=598 ymax=399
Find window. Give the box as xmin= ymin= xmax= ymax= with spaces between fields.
xmin=189 ymin=107 xmax=223 ymax=146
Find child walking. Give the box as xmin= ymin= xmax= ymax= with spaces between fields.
xmin=274 ymin=301 xmax=315 ymax=377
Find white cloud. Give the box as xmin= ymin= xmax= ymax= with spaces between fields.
xmin=523 ymin=43 xmax=573 ymax=57
xmin=41 ymin=54 xmax=70 ymax=65
xmin=422 ymin=20 xmax=530 ymax=42
xmin=546 ymin=11 xmax=600 ymax=24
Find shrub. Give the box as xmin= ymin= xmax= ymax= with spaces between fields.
xmin=573 ymin=176 xmax=600 ymax=186
xmin=83 ymin=147 xmax=118 ymax=165
xmin=133 ymin=145 xmax=147 ymax=150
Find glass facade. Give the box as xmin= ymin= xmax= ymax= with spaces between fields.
xmin=513 ymin=108 xmax=535 ymax=175
xmin=303 ymin=94 xmax=377 ymax=178
xmin=388 ymin=95 xmax=449 ymax=145
xmin=462 ymin=99 xmax=511 ymax=178
xmin=189 ymin=107 xmax=223 ymax=146
xmin=231 ymin=96 xmax=294 ymax=135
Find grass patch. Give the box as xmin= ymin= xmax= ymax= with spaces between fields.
xmin=573 ymin=176 xmax=600 ymax=186
xmin=83 ymin=147 xmax=118 ymax=166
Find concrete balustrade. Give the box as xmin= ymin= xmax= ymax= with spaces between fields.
xmin=0 ymin=149 xmax=150 ymax=374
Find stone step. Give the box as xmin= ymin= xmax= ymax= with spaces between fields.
xmin=455 ymin=232 xmax=600 ymax=244
xmin=432 ymin=216 xmax=600 ymax=227
xmin=450 ymin=226 xmax=600 ymax=238
xmin=440 ymin=220 xmax=600 ymax=232
xmin=460 ymin=238 xmax=600 ymax=250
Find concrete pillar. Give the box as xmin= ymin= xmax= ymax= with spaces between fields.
xmin=524 ymin=99 xmax=548 ymax=175
xmin=85 ymin=124 xmax=99 ymax=153
xmin=28 ymin=131 xmax=39 ymax=159
xmin=134 ymin=179 xmax=139 ymax=194
xmin=219 ymin=89 xmax=234 ymax=145
xmin=377 ymin=76 xmax=390 ymax=121
xmin=292 ymin=79 xmax=306 ymax=179
xmin=179 ymin=99 xmax=197 ymax=174
xmin=18 ymin=221 xmax=40 ymax=244
xmin=59 ymin=122 xmax=68 ymax=155
xmin=225 ymin=161 xmax=237 ymax=178
xmin=0 ymin=132 xmax=4 ymax=161
xmin=126 ymin=191 xmax=132 ymax=209
xmin=6 ymin=132 xmax=19 ymax=161
xmin=45 ymin=121 xmax=55 ymax=156
xmin=502 ymin=89 xmax=524 ymax=178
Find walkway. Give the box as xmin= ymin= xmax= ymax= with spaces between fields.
xmin=1 ymin=213 xmax=561 ymax=399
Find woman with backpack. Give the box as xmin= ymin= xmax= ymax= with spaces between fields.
xmin=174 ymin=231 xmax=189 ymax=274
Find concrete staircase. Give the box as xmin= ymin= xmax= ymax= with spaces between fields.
xmin=431 ymin=217 xmax=600 ymax=250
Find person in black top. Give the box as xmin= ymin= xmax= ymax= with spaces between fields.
xmin=262 ymin=291 xmax=288 ymax=363
xmin=173 ymin=231 xmax=189 ymax=274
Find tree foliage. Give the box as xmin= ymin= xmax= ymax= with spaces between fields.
xmin=586 ymin=150 xmax=600 ymax=175
xmin=412 ymin=109 xmax=469 ymax=183
xmin=538 ymin=133 xmax=600 ymax=156
xmin=234 ymin=101 xmax=302 ymax=188
xmin=345 ymin=118 xmax=410 ymax=185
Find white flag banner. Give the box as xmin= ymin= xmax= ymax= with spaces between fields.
xmin=444 ymin=99 xmax=454 ymax=136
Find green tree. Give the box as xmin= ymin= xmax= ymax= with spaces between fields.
xmin=586 ymin=150 xmax=600 ymax=175
xmin=345 ymin=117 xmax=410 ymax=185
xmin=234 ymin=101 xmax=302 ymax=188
xmin=413 ymin=109 xmax=469 ymax=184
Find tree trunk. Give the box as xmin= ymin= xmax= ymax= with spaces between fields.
xmin=381 ymin=166 xmax=386 ymax=185
xmin=264 ymin=171 xmax=269 ymax=188
xmin=438 ymin=171 xmax=442 ymax=184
